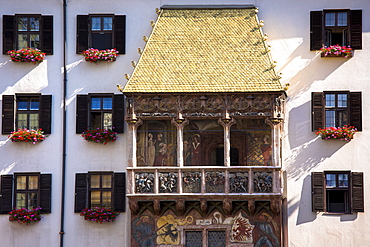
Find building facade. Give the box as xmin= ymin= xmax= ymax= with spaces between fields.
xmin=0 ymin=0 xmax=368 ymax=246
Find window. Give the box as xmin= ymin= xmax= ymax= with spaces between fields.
xmin=76 ymin=94 xmax=124 ymax=133
xmin=2 ymin=94 xmax=52 ymax=135
xmin=74 ymin=172 xmax=126 ymax=212
xmin=312 ymin=171 xmax=364 ymax=213
xmin=311 ymin=92 xmax=362 ymax=131
xmin=76 ymin=15 xmax=125 ymax=54
xmin=185 ymin=230 xmax=226 ymax=247
xmin=310 ymin=10 xmax=362 ymax=50
xmin=3 ymin=15 xmax=53 ymax=54
xmin=0 ymin=173 xmax=51 ymax=214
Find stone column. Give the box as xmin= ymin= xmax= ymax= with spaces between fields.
xmin=218 ymin=118 xmax=236 ymax=167
xmin=266 ymin=119 xmax=283 ymax=167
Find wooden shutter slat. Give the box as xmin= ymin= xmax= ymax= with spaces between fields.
xmin=310 ymin=11 xmax=323 ymax=51
xmin=349 ymin=10 xmax=362 ymax=49
xmin=312 ymin=172 xmax=325 ymax=211
xmin=349 ymin=92 xmax=362 ymax=131
xmin=40 ymin=174 xmax=52 ymax=213
xmin=76 ymin=95 xmax=89 ymax=134
xmin=114 ymin=173 xmax=126 ymax=212
xmin=40 ymin=95 xmax=52 ymax=134
xmin=3 ymin=15 xmax=15 ymax=54
xmin=113 ymin=94 xmax=124 ymax=133
xmin=2 ymin=95 xmax=15 ymax=134
xmin=76 ymin=15 xmax=89 ymax=53
xmin=0 ymin=175 xmax=13 ymax=214
xmin=41 ymin=16 xmax=53 ymax=55
xmin=75 ymin=173 xmax=88 ymax=213
xmin=311 ymin=92 xmax=324 ymax=131
xmin=114 ymin=15 xmax=126 ymax=54
xmin=352 ymin=172 xmax=364 ymax=212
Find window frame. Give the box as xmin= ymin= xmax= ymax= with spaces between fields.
xmin=14 ymin=173 xmax=41 ymax=210
xmin=88 ymin=172 xmax=114 ymax=208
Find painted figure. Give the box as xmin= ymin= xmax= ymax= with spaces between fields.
xmin=147 ymin=133 xmax=156 ymax=166
xmin=261 ymin=135 xmax=272 ymax=166
xmin=132 ymin=215 xmax=156 ymax=247
xmin=191 ymin=134 xmax=201 ymax=166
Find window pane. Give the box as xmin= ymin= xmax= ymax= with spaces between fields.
xmin=18 ymin=17 xmax=28 ymax=31
xmin=103 ymin=17 xmax=113 ymax=30
xmin=185 ymin=231 xmax=202 ymax=247
xmin=17 ymin=34 xmax=28 ymax=49
xmin=90 ymin=175 xmax=100 ymax=188
xmin=101 ymin=191 xmax=111 ymax=207
xmin=91 ymin=112 xmax=102 ymax=129
xmin=337 ymin=12 xmax=347 ymax=26
xmin=325 ymin=13 xmax=335 ymax=26
xmin=29 ymin=113 xmax=39 ymax=129
xmin=17 ymin=114 xmax=28 ymax=129
xmin=339 ymin=174 xmax=349 ymax=187
xmin=103 ymin=113 xmax=113 ymax=130
xmin=102 ymin=175 xmax=112 ymax=188
xmin=338 ymin=111 xmax=348 ymax=127
xmin=91 ymin=98 xmax=101 ymax=110
xmin=28 ymin=193 xmax=38 ymax=210
xmin=325 ymin=111 xmax=335 ymax=128
xmin=326 ymin=174 xmax=336 ymax=187
xmin=325 ymin=94 xmax=335 ymax=107
xmin=28 ymin=176 xmax=38 ymax=190
xmin=30 ymin=17 xmax=40 ymax=31
xmin=91 ymin=17 xmax=101 ymax=31
xmin=90 ymin=191 xmax=101 ymax=207
xmin=16 ymin=176 xmax=27 ymax=190
xmin=30 ymin=34 xmax=40 ymax=48
xmin=337 ymin=94 xmax=347 ymax=107
xmin=208 ymin=231 xmax=226 ymax=247
xmin=30 ymin=99 xmax=40 ymax=110
xmin=18 ymin=99 xmax=28 ymax=110
xmin=103 ymin=98 xmax=112 ymax=110
xmin=16 ymin=193 xmax=26 ymax=209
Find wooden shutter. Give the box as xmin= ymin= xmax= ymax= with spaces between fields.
xmin=310 ymin=11 xmax=323 ymax=50
xmin=352 ymin=172 xmax=364 ymax=212
xmin=40 ymin=174 xmax=52 ymax=213
xmin=114 ymin=173 xmax=126 ymax=212
xmin=2 ymin=95 xmax=15 ymax=134
xmin=76 ymin=15 xmax=89 ymax=53
xmin=114 ymin=15 xmax=126 ymax=54
xmin=41 ymin=16 xmax=53 ymax=55
xmin=0 ymin=175 xmax=13 ymax=214
xmin=349 ymin=10 xmax=362 ymax=49
xmin=349 ymin=92 xmax=362 ymax=131
xmin=40 ymin=95 xmax=52 ymax=134
xmin=113 ymin=94 xmax=124 ymax=133
xmin=312 ymin=172 xmax=325 ymax=211
xmin=75 ymin=173 xmax=88 ymax=213
xmin=76 ymin=95 xmax=89 ymax=133
xmin=3 ymin=15 xmax=15 ymax=54
xmin=311 ymin=92 xmax=324 ymax=131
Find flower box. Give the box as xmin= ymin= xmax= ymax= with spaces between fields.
xmin=9 ymin=207 xmax=42 ymax=225
xmin=316 ymin=125 xmax=357 ymax=142
xmin=80 ymin=207 xmax=119 ymax=223
xmin=7 ymin=48 xmax=46 ymax=64
xmin=82 ymin=128 xmax=118 ymax=145
xmin=82 ymin=48 xmax=119 ymax=64
xmin=9 ymin=129 xmax=47 ymax=144
xmin=320 ymin=45 xmax=353 ymax=58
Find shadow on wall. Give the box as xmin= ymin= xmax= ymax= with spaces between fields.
xmin=285 ymin=101 xmax=346 ymax=182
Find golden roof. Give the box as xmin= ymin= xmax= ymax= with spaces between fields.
xmin=122 ymin=7 xmax=283 ymax=93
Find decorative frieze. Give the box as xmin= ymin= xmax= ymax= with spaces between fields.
xmin=253 ymin=171 xmax=273 ymax=193
xmin=159 ymin=172 xmax=178 ymax=193
xmin=183 ymin=172 xmax=201 ymax=193
xmin=205 ymin=171 xmax=225 ymax=193
xmin=229 ymin=172 xmax=248 ymax=193
xmin=135 ymin=173 xmax=155 ymax=193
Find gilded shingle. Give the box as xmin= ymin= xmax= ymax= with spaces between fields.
xmin=123 ymin=8 xmax=283 ymax=93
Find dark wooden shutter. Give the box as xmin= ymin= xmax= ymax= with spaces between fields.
xmin=76 ymin=95 xmax=89 ymax=133
xmin=349 ymin=92 xmax=362 ymax=131
xmin=113 ymin=94 xmax=124 ymax=133
xmin=349 ymin=10 xmax=362 ymax=49
xmin=75 ymin=173 xmax=88 ymax=213
xmin=0 ymin=175 xmax=13 ymax=214
xmin=312 ymin=172 xmax=325 ymax=211
xmin=40 ymin=95 xmax=52 ymax=134
xmin=114 ymin=173 xmax=126 ymax=212
xmin=40 ymin=174 xmax=52 ymax=213
xmin=3 ymin=15 xmax=15 ymax=54
xmin=310 ymin=11 xmax=323 ymax=50
xmin=41 ymin=16 xmax=53 ymax=55
xmin=76 ymin=15 xmax=89 ymax=53
xmin=2 ymin=95 xmax=15 ymax=134
xmin=114 ymin=15 xmax=126 ymax=54
xmin=352 ymin=172 xmax=364 ymax=212
xmin=311 ymin=92 xmax=324 ymax=131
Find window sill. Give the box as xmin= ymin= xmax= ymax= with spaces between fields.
xmin=320 ymin=52 xmax=353 ymax=58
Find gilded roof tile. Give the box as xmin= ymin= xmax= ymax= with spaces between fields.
xmin=123 ymin=8 xmax=283 ymax=93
